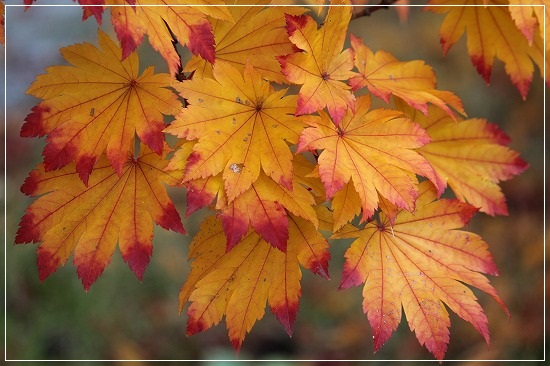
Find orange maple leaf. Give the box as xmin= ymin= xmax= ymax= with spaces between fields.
xmin=21 ymin=29 xmax=181 ymax=185
xmin=278 ymin=0 xmax=356 ymax=124
xmin=426 ymin=0 xmax=546 ymax=99
xmin=184 ymin=0 xmax=306 ymax=83
xmin=298 ymin=94 xmax=442 ymax=222
xmin=335 ymin=181 xmax=507 ymax=360
xmin=349 ymin=34 xmax=465 ymax=119
xmin=179 ymin=211 xmax=330 ymax=350
xmin=109 ymin=0 xmax=232 ymax=76
xmin=165 ymin=61 xmax=304 ymax=202
xmin=15 ymin=144 xmax=185 ymax=291
xmin=396 ymin=99 xmax=528 ymax=216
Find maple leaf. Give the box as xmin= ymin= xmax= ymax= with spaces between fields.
xmin=426 ymin=0 xmax=545 ymax=99
xmin=21 ymin=29 xmax=181 ymax=185
xmin=184 ymin=0 xmax=306 ymax=83
xmin=278 ymin=0 xmax=356 ymax=124
xmin=15 ymin=144 xmax=185 ymax=291
xmin=179 ymin=211 xmax=330 ymax=350
xmin=109 ymin=0 xmax=232 ymax=76
xmin=298 ymin=94 xmax=441 ymax=222
xmin=396 ymin=99 xmax=528 ymax=216
xmin=165 ymin=61 xmax=304 ymax=201
xmin=335 ymin=181 xmax=507 ymax=360
xmin=349 ymin=34 xmax=465 ymax=119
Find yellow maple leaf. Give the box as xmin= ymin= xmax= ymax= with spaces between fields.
xmin=427 ymin=0 xmax=546 ymax=98
xmin=278 ymin=0 xmax=356 ymax=124
xmin=21 ymin=29 xmax=181 ymax=185
xmin=396 ymin=99 xmax=528 ymax=216
xmin=180 ymin=211 xmax=330 ymax=349
xmin=298 ymin=94 xmax=442 ymax=222
xmin=165 ymin=61 xmax=304 ymax=202
xmin=15 ymin=144 xmax=185 ymax=291
xmin=335 ymin=181 xmax=507 ymax=360
xmin=349 ymin=34 xmax=465 ymax=119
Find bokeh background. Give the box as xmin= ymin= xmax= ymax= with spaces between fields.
xmin=3 ymin=2 xmax=545 ymax=362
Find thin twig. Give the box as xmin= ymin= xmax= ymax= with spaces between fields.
xmin=351 ymin=0 xmax=400 ymax=20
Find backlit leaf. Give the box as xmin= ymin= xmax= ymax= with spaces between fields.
xmin=349 ymin=34 xmax=465 ymax=119
xmin=180 ymin=211 xmax=330 ymax=349
xmin=336 ymin=181 xmax=507 ymax=360
xmin=21 ymin=29 xmax=181 ymax=184
xmin=427 ymin=0 xmax=545 ymax=99
xmin=165 ymin=61 xmax=304 ymax=202
xmin=278 ymin=0 xmax=355 ymax=124
xmin=298 ymin=94 xmax=441 ymax=221
xmin=15 ymin=145 xmax=185 ymax=291
xmin=396 ymin=99 xmax=528 ymax=216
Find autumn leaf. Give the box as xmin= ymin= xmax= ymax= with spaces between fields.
xmin=165 ymin=61 xmax=304 ymax=202
xmin=278 ymin=0 xmax=356 ymax=124
xmin=298 ymin=94 xmax=441 ymax=222
xmin=349 ymin=34 xmax=465 ymax=119
xmin=426 ymin=0 xmax=544 ymax=99
xmin=109 ymin=0 xmax=232 ymax=76
xmin=396 ymin=99 xmax=528 ymax=216
xmin=335 ymin=181 xmax=507 ymax=360
xmin=179 ymin=211 xmax=330 ymax=350
xmin=15 ymin=144 xmax=185 ymax=291
xmin=21 ymin=29 xmax=181 ymax=185
xmin=184 ymin=0 xmax=306 ymax=83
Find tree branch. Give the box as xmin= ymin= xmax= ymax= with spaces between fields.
xmin=351 ymin=0 xmax=400 ymax=20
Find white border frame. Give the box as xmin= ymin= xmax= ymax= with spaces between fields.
xmin=3 ymin=1 xmax=546 ymax=363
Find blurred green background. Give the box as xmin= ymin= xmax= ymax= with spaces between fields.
xmin=3 ymin=3 xmax=545 ymax=362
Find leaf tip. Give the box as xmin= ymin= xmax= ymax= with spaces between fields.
xmin=284 ymin=13 xmax=307 ymax=36
xmin=272 ymin=301 xmax=299 ymax=337
xmin=186 ymin=316 xmax=209 ymax=336
xmin=470 ymin=54 xmax=492 ymax=85
xmin=157 ymin=201 xmax=186 ymax=235
xmin=20 ymin=170 xmax=39 ymax=196
xmin=21 ymin=105 xmax=50 ymax=138
xmin=338 ymin=266 xmax=363 ymax=290
xmin=76 ymin=258 xmax=106 ymax=292
xmin=188 ymin=21 xmax=216 ymax=64
xmin=37 ymin=247 xmax=61 ymax=283
xmin=123 ymin=241 xmax=153 ymax=281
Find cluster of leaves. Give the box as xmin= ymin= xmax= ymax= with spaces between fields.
xmin=13 ymin=0 xmax=545 ymax=360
